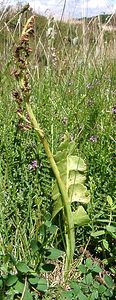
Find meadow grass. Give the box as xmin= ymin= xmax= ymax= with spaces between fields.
xmin=0 ymin=7 xmax=115 ymax=297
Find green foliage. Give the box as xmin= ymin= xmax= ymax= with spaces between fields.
xmin=44 ymin=259 xmax=114 ymax=300
xmin=0 ymin=3 xmax=116 ymax=299
xmin=0 ymin=236 xmax=64 ymax=299
xmin=52 ymin=132 xmax=90 ymax=224
xmin=0 ymin=259 xmax=48 ymax=299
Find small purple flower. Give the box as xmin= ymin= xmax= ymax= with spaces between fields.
xmin=112 ymin=106 xmax=116 ymax=114
xmin=29 ymin=160 xmax=38 ymax=170
xmin=89 ymin=135 xmax=98 ymax=142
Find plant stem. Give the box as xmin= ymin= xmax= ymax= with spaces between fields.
xmin=26 ymin=102 xmax=75 ymax=277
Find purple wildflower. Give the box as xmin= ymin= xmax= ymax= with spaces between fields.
xmin=112 ymin=106 xmax=116 ymax=114
xmin=89 ymin=135 xmax=98 ymax=142
xmin=29 ymin=160 xmax=38 ymax=170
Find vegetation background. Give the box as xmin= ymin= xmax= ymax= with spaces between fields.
xmin=0 ymin=2 xmax=115 ymax=299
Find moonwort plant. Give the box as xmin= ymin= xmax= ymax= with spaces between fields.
xmin=12 ymin=14 xmax=90 ymax=278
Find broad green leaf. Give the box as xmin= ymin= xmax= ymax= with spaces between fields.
xmin=23 ymin=288 xmax=33 ymax=300
xmin=70 ymin=281 xmax=80 ymax=294
xmin=106 ymin=195 xmax=113 ymax=207
xmin=47 ymin=224 xmax=58 ymax=234
xmin=78 ymin=291 xmax=88 ymax=300
xmin=28 ymin=277 xmax=39 ymax=285
xmin=91 ymin=230 xmax=105 ymax=237
xmin=69 ymin=171 xmax=86 ymax=186
xmin=54 ymin=149 xmax=68 ymax=162
xmin=14 ymin=281 xmax=25 ymax=293
xmin=69 ymin=184 xmax=90 ymax=203
xmin=86 ymin=258 xmax=93 ymax=269
xmin=85 ymin=273 xmax=93 ymax=285
xmin=37 ymin=278 xmax=48 ymax=292
xmin=61 ymin=291 xmax=73 ymax=299
xmin=16 ymin=262 xmax=31 ymax=273
xmin=52 ymin=197 xmax=63 ymax=219
xmin=31 ymin=239 xmax=39 ymax=253
xmin=31 ymin=239 xmax=42 ymax=253
xmin=99 ymin=285 xmax=106 ymax=294
xmin=90 ymin=290 xmax=98 ymax=300
xmin=52 ymin=135 xmax=90 ymax=220
xmin=41 ymin=263 xmax=55 ymax=272
xmin=57 ymin=136 xmax=71 ymax=152
xmin=52 ymin=182 xmax=61 ymax=200
xmin=6 ymin=274 xmax=18 ymax=286
xmin=45 ymin=247 xmax=64 ymax=259
xmin=72 ymin=206 xmax=90 ymax=225
xmin=52 ymin=133 xmax=90 ymax=275
xmin=92 ymin=264 xmax=103 ymax=273
xmin=68 ymin=156 xmax=86 ymax=172
xmin=52 ymin=172 xmax=86 ymax=198
xmin=78 ymin=264 xmax=87 ymax=273
xmin=104 ymin=289 xmax=113 ymax=297
xmin=103 ymin=274 xmax=114 ymax=288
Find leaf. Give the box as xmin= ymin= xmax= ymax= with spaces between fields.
xmin=104 ymin=289 xmax=113 ymax=297
xmin=7 ymin=253 xmax=17 ymax=265
xmin=78 ymin=291 xmax=88 ymax=300
xmin=61 ymin=291 xmax=74 ymax=300
xmin=52 ymin=135 xmax=90 ymax=220
xmin=90 ymin=290 xmax=98 ymax=300
xmin=14 ymin=281 xmax=25 ymax=293
xmin=41 ymin=263 xmax=55 ymax=272
xmin=45 ymin=248 xmax=64 ymax=260
xmin=52 ymin=133 xmax=90 ymax=275
xmin=106 ymin=225 xmax=116 ymax=233
xmin=69 ymin=184 xmax=90 ymax=204
xmin=86 ymin=258 xmax=93 ymax=269
xmin=70 ymin=281 xmax=80 ymax=295
xmin=103 ymin=274 xmax=114 ymax=288
xmin=91 ymin=230 xmax=105 ymax=237
xmin=6 ymin=274 xmax=18 ymax=286
xmin=68 ymin=156 xmax=86 ymax=172
xmin=78 ymin=264 xmax=87 ymax=274
xmin=69 ymin=171 xmax=86 ymax=185
xmin=28 ymin=277 xmax=39 ymax=285
xmin=31 ymin=239 xmax=42 ymax=253
xmin=72 ymin=206 xmax=90 ymax=225
xmin=106 ymin=195 xmax=113 ymax=207
xmin=98 ymin=284 xmax=106 ymax=294
xmin=0 ymin=278 xmax=3 ymax=288
xmin=52 ymin=197 xmax=63 ymax=219
xmin=16 ymin=262 xmax=31 ymax=273
xmin=47 ymin=224 xmax=58 ymax=235
xmin=103 ymin=239 xmax=109 ymax=250
xmin=23 ymin=288 xmax=33 ymax=300
xmin=85 ymin=273 xmax=93 ymax=285
xmin=92 ymin=264 xmax=103 ymax=273
xmin=37 ymin=278 xmax=48 ymax=292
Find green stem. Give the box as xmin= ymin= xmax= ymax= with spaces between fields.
xmin=26 ymin=103 xmax=75 ymax=277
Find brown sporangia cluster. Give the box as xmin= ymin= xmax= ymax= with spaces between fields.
xmin=12 ymin=14 xmax=35 ymax=130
